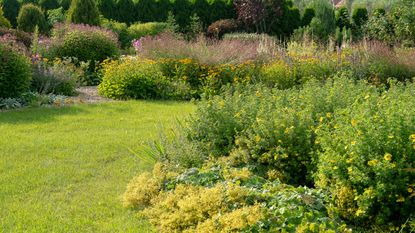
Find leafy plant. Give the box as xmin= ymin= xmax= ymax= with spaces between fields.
xmin=316 ymin=81 xmax=415 ymax=226
xmin=0 ymin=44 xmax=32 ymax=98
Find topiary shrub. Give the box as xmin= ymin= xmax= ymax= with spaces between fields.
xmin=301 ymin=7 xmax=315 ymax=27
xmin=316 ymin=81 xmax=415 ymax=226
xmin=351 ymin=7 xmax=368 ymax=40
xmin=0 ymin=44 xmax=32 ymax=98
xmin=0 ymin=6 xmax=11 ymax=28
xmin=207 ymin=19 xmax=239 ymax=39
xmin=352 ymin=7 xmax=368 ymax=28
xmin=17 ymin=4 xmax=48 ymax=34
xmin=98 ymin=57 xmax=170 ymax=99
xmin=67 ymin=0 xmax=100 ymax=26
xmin=48 ymin=23 xmax=120 ymax=85
xmin=336 ymin=6 xmax=350 ymax=29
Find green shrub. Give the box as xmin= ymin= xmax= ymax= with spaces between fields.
xmin=98 ymin=58 xmax=170 ymax=99
xmin=0 ymin=6 xmax=11 ymax=28
xmin=0 ymin=44 xmax=32 ymax=98
xmin=127 ymin=22 xmax=167 ymax=40
xmin=48 ymin=23 xmax=120 ymax=85
xmin=316 ymin=81 xmax=415 ymax=225
xmin=352 ymin=7 xmax=368 ymax=28
xmin=17 ymin=4 xmax=48 ymax=34
xmin=67 ymin=0 xmax=100 ymax=26
xmin=46 ymin=7 xmax=65 ymax=27
xmin=388 ymin=2 xmax=415 ymax=47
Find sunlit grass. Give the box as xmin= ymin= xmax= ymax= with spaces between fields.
xmin=0 ymin=101 xmax=195 ymax=232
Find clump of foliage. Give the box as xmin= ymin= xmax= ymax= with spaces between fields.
xmin=46 ymin=7 xmax=65 ymax=27
xmin=98 ymin=58 xmax=173 ymax=100
xmin=0 ymin=6 xmax=11 ymax=28
xmin=17 ymin=4 xmax=48 ymax=34
xmin=316 ymin=81 xmax=415 ymax=225
xmin=0 ymin=43 xmax=32 ymax=98
xmin=127 ymin=22 xmax=168 ymax=40
xmin=365 ymin=2 xmax=415 ymax=47
xmin=67 ymin=0 xmax=100 ymax=26
xmin=207 ymin=19 xmax=239 ymax=39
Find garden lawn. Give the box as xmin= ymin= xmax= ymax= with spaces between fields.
xmin=0 ymin=101 xmax=195 ymax=232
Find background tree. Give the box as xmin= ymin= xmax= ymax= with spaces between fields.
xmin=0 ymin=6 xmax=12 ymax=28
xmin=308 ymin=0 xmax=336 ymax=41
xmin=97 ymin=0 xmax=115 ymax=20
xmin=17 ymin=3 xmax=47 ymax=33
xmin=1 ymin=0 xmax=19 ymax=27
xmin=39 ymin=0 xmax=59 ymax=10
xmin=67 ymin=0 xmax=100 ymax=26
xmin=115 ymin=0 xmax=134 ymax=24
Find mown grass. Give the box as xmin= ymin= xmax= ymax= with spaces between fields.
xmin=0 ymin=101 xmax=195 ymax=232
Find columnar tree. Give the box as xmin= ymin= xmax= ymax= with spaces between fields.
xmin=17 ymin=4 xmax=47 ymax=33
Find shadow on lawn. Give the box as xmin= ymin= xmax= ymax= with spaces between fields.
xmin=0 ymin=105 xmax=88 ymax=124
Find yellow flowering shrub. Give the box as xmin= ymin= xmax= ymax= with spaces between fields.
xmin=316 ymin=81 xmax=415 ymax=225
